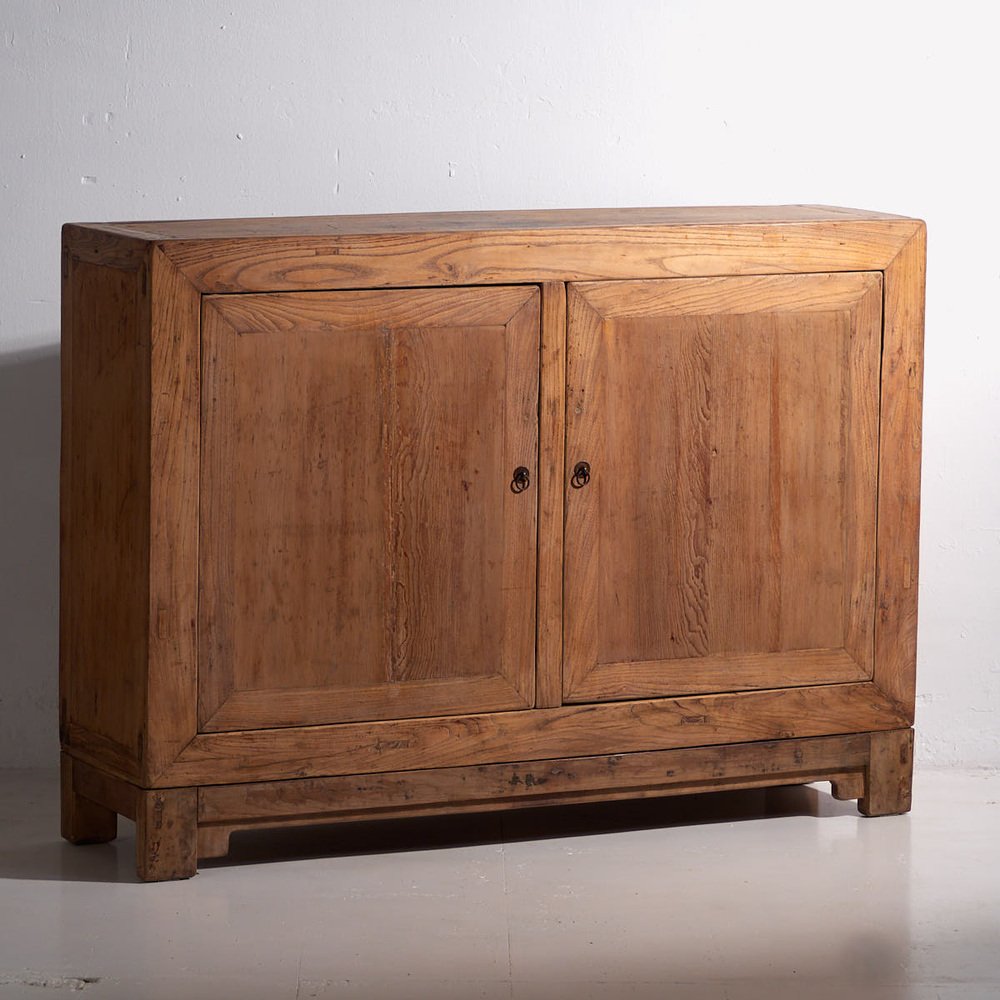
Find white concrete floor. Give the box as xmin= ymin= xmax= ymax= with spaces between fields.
xmin=0 ymin=767 xmax=997 ymax=999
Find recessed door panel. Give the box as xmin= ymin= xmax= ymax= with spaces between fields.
xmin=564 ymin=273 xmax=881 ymax=702
xmin=200 ymin=286 xmax=539 ymax=730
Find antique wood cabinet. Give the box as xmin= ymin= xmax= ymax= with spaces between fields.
xmin=60 ymin=207 xmax=925 ymax=880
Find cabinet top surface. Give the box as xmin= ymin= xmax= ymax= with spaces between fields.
xmin=65 ymin=205 xmax=917 ymax=242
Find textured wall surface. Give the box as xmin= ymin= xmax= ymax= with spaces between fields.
xmin=1 ymin=1 xmax=997 ymax=767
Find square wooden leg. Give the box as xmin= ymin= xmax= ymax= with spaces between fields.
xmin=860 ymin=729 xmax=914 ymax=817
xmin=60 ymin=754 xmax=117 ymax=845
xmin=135 ymin=787 xmax=198 ymax=882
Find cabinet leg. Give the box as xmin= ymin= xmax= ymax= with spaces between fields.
xmin=860 ymin=729 xmax=914 ymax=817
xmin=135 ymin=788 xmax=198 ymax=882
xmin=60 ymin=754 xmax=117 ymax=845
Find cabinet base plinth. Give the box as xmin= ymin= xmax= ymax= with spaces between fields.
xmin=61 ymin=729 xmax=915 ymax=880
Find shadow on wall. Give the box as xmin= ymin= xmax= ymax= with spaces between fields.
xmin=0 ymin=344 xmax=61 ymax=768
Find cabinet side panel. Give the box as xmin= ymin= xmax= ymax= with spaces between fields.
xmin=60 ymin=255 xmax=149 ymax=779
xmin=874 ymin=227 xmax=926 ymax=716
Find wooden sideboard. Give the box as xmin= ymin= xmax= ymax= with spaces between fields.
xmin=59 ymin=207 xmax=925 ymax=880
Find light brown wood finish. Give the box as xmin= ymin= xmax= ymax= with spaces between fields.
xmin=563 ymin=273 xmax=881 ymax=703
xmin=198 ymin=733 xmax=873 ymax=829
xmin=159 ymin=681 xmax=908 ymax=787
xmin=830 ymin=771 xmax=867 ymax=802
xmin=146 ymin=248 xmax=201 ymax=780
xmin=536 ymin=281 xmax=567 ymax=708
xmin=71 ymin=756 xmax=139 ymax=822
xmin=135 ymin=787 xmax=198 ymax=881
xmin=197 ymin=826 xmax=233 ymax=860
xmin=199 ymin=287 xmax=539 ymax=730
xmin=60 ymin=246 xmax=149 ymax=784
xmin=60 ymin=754 xmax=117 ymax=845
xmin=61 ymin=728 xmax=905 ymax=877
xmin=70 ymin=205 xmax=913 ymax=243
xmin=159 ymin=221 xmax=915 ymax=294
xmin=860 ymin=729 xmax=915 ymax=816
xmin=874 ymin=226 xmax=926 ymax=719
xmin=60 ymin=207 xmax=924 ymax=879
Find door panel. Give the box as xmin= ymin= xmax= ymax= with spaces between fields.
xmin=200 ymin=286 xmax=539 ymax=730
xmin=564 ymin=273 xmax=881 ymax=703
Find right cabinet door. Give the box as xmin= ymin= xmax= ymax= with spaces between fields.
xmin=563 ymin=272 xmax=882 ymax=703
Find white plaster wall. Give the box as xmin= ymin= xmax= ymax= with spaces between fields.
xmin=1 ymin=0 xmax=997 ymax=768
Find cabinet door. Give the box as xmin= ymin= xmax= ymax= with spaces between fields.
xmin=199 ymin=286 xmax=538 ymax=731
xmin=564 ymin=273 xmax=881 ymax=703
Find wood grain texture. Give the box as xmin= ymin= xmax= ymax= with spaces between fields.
xmin=198 ymin=733 xmax=872 ymax=827
xmin=873 ymin=226 xmax=926 ymax=719
xmin=199 ymin=287 xmax=538 ymax=730
xmin=59 ymin=207 xmax=924 ymax=880
xmin=135 ymin=787 xmax=198 ymax=882
xmin=70 ymin=755 xmax=139 ymax=821
xmin=860 ymin=728 xmax=914 ymax=816
xmin=60 ymin=754 xmax=118 ymax=844
xmin=536 ymin=281 xmax=567 ymax=709
xmin=830 ymin=772 xmax=866 ymax=801
xmin=145 ymin=249 xmax=201 ymax=782
xmin=157 ymin=681 xmax=909 ymax=787
xmin=564 ymin=273 xmax=881 ymax=703
xmin=197 ymin=825 xmax=232 ymax=860
xmin=76 ymin=205 xmax=915 ymax=242
xmin=559 ymin=650 xmax=869 ymax=702
xmin=158 ymin=221 xmax=917 ymax=294
xmin=60 ymin=724 xmax=147 ymax=786
xmin=844 ymin=281 xmax=883 ymax=669
xmin=62 ymin=224 xmax=149 ymax=268
xmin=60 ymin=247 xmax=149 ymax=783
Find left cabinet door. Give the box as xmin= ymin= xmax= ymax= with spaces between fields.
xmin=198 ymin=286 xmax=539 ymax=731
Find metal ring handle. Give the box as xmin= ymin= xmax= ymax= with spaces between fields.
xmin=511 ymin=466 xmax=530 ymax=494
xmin=571 ymin=461 xmax=591 ymax=489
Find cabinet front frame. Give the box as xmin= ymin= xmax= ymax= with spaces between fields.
xmin=127 ymin=217 xmax=924 ymax=787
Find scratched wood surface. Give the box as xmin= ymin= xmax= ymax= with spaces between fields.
xmin=860 ymin=729 xmax=915 ymax=816
xmin=563 ymin=272 xmax=882 ymax=703
xmin=135 ymin=787 xmax=198 ymax=881
xmin=197 ymin=732 xmax=873 ymax=825
xmin=199 ymin=286 xmax=539 ymax=731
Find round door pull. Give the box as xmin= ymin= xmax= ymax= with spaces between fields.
xmin=511 ymin=466 xmax=531 ymax=493
xmin=571 ymin=461 xmax=591 ymax=488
